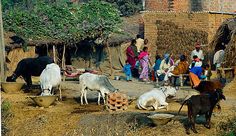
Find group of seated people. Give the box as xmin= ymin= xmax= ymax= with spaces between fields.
xmin=153 ymin=53 xmax=211 ymax=86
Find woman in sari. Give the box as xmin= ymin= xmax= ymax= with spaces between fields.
xmin=138 ymin=47 xmax=149 ymax=82
xmin=126 ymin=39 xmax=138 ymax=70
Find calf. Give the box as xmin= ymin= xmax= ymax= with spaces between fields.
xmin=195 ymin=79 xmax=225 ymax=110
xmin=6 ymin=56 xmax=53 ymax=89
xmin=178 ymin=89 xmax=226 ymax=134
xmin=40 ymin=63 xmax=61 ymax=99
xmin=79 ymin=73 xmax=118 ymax=105
xmin=137 ymin=86 xmax=177 ymax=110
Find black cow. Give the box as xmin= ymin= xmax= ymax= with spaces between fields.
xmin=178 ymin=89 xmax=226 ymax=134
xmin=6 ymin=56 xmax=54 ymax=89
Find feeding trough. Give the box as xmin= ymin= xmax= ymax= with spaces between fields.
xmin=30 ymin=95 xmax=57 ymax=108
xmin=147 ymin=113 xmax=175 ymax=125
xmin=1 ymin=82 xmax=24 ymax=93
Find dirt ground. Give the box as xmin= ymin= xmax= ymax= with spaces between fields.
xmin=1 ymin=78 xmax=236 ymax=136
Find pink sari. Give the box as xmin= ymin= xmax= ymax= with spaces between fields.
xmin=139 ymin=52 xmax=149 ymax=80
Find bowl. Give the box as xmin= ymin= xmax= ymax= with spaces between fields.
xmin=1 ymin=82 xmax=24 ymax=93
xmin=30 ymin=95 xmax=57 ymax=108
xmin=147 ymin=113 xmax=175 ymax=125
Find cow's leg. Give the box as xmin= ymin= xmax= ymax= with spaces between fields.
xmin=204 ymin=110 xmax=213 ymax=129
xmin=23 ymin=75 xmax=32 ymax=91
xmin=191 ymin=115 xmax=198 ymax=133
xmin=101 ymin=92 xmax=106 ymax=105
xmin=98 ymin=92 xmax=101 ymax=105
xmin=80 ymin=85 xmax=86 ymax=105
xmin=84 ymin=89 xmax=88 ymax=105
xmin=188 ymin=106 xmax=198 ymax=133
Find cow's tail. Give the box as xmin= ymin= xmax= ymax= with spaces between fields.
xmin=178 ymin=99 xmax=188 ymax=115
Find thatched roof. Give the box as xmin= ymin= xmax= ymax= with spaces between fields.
xmin=108 ymin=15 xmax=141 ymax=46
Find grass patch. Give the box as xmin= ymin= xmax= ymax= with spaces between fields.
xmin=218 ymin=118 xmax=236 ymax=136
xmin=1 ymin=100 xmax=12 ymax=136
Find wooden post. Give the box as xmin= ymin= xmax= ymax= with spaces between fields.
xmin=62 ymin=44 xmax=66 ymax=81
xmin=105 ymin=40 xmax=114 ymax=78
xmin=53 ymin=45 xmax=57 ymax=64
xmin=0 ymin=0 xmax=6 ymax=82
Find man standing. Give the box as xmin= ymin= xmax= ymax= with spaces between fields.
xmin=191 ymin=42 xmax=204 ymax=61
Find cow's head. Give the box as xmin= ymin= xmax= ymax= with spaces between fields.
xmin=216 ymin=89 xmax=226 ymax=101
xmin=163 ymin=86 xmax=177 ymax=97
xmin=6 ymin=73 xmax=17 ymax=82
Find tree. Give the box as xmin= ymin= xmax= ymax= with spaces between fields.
xmin=3 ymin=0 xmax=122 ymax=76
xmin=76 ymin=0 xmax=122 ymax=77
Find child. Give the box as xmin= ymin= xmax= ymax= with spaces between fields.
xmin=202 ymin=64 xmax=212 ymax=80
xmin=123 ymin=60 xmax=132 ymax=81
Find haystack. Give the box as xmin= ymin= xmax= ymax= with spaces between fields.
xmin=210 ymin=18 xmax=236 ymax=67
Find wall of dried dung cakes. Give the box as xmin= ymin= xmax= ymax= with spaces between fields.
xmin=143 ymin=12 xmax=235 ymax=62
xmin=143 ymin=12 xmax=209 ymax=61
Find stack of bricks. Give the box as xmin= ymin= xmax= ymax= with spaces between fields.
xmin=106 ymin=92 xmax=128 ymax=111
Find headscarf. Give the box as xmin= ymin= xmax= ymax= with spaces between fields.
xmin=164 ymin=54 xmax=170 ymax=64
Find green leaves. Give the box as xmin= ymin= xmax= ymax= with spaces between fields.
xmin=3 ymin=1 xmax=122 ymax=45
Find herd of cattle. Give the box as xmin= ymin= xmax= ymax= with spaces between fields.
xmin=6 ymin=56 xmax=226 ymax=134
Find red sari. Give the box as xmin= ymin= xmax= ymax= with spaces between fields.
xmin=126 ymin=46 xmax=136 ymax=69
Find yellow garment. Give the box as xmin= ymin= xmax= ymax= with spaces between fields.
xmin=172 ymin=61 xmax=189 ymax=75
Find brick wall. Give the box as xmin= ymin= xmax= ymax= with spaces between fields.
xmin=146 ymin=0 xmax=169 ymax=11
xmin=145 ymin=0 xmax=236 ymax=13
xmin=142 ymin=11 xmax=235 ymax=62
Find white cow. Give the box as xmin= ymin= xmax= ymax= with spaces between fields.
xmin=79 ymin=73 xmax=118 ymax=105
xmin=40 ymin=63 xmax=62 ymax=99
xmin=137 ymin=86 xmax=177 ymax=110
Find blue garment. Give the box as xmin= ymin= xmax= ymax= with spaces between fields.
xmin=123 ymin=64 xmax=132 ymax=80
xmin=190 ymin=67 xmax=203 ymax=79
xmin=153 ymin=59 xmax=162 ymax=71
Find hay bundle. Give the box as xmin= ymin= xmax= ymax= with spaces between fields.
xmin=210 ymin=18 xmax=236 ymax=52
xmin=210 ymin=18 xmax=236 ymax=67
xmin=155 ymin=20 xmax=208 ymax=61
xmin=223 ymin=36 xmax=236 ymax=67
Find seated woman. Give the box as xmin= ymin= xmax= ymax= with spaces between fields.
xmin=164 ymin=55 xmax=189 ymax=85
xmin=153 ymin=54 xmax=162 ymax=82
xmin=156 ymin=54 xmax=173 ymax=82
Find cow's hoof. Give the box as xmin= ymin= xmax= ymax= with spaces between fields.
xmin=204 ymin=124 xmax=211 ymax=129
xmin=193 ymin=130 xmax=198 ymax=133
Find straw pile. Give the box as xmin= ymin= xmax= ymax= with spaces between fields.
xmin=210 ymin=18 xmax=236 ymax=67
xmin=155 ymin=20 xmax=208 ymax=60
xmin=223 ymin=36 xmax=236 ymax=67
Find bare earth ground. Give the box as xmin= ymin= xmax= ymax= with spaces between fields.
xmin=1 ymin=78 xmax=236 ymax=136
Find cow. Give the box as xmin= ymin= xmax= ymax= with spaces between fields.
xmin=79 ymin=73 xmax=118 ymax=105
xmin=6 ymin=56 xmax=54 ymax=90
xmin=136 ymin=86 xmax=177 ymax=110
xmin=194 ymin=79 xmax=225 ymax=110
xmin=40 ymin=63 xmax=62 ymax=99
xmin=178 ymin=89 xmax=226 ymax=134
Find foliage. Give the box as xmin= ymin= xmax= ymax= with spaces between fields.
xmin=3 ymin=0 xmax=122 ymax=45
xmin=3 ymin=2 xmax=80 ymax=42
xmin=1 ymin=100 xmax=12 ymax=136
xmin=74 ymin=0 xmax=122 ymax=40
xmin=103 ymin=0 xmax=142 ymax=16
xmin=218 ymin=118 xmax=236 ymax=136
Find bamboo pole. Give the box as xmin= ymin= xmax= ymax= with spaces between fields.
xmin=0 ymin=0 xmax=6 ymax=82
xmin=62 ymin=44 xmax=66 ymax=82
xmin=53 ymin=45 xmax=57 ymax=64
xmin=105 ymin=40 xmax=114 ymax=78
